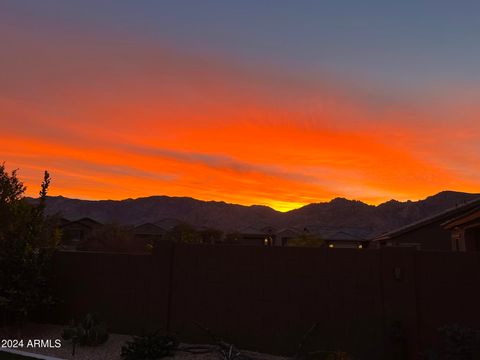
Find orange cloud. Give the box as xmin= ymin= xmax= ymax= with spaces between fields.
xmin=1 ymin=25 xmax=479 ymax=211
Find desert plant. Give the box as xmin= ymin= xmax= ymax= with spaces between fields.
xmin=62 ymin=313 xmax=109 ymax=356
xmin=193 ymin=322 xmax=245 ymax=360
xmin=121 ymin=331 xmax=179 ymax=360
xmin=437 ymin=324 xmax=475 ymax=360
xmin=324 ymin=351 xmax=352 ymax=360
xmin=293 ymin=323 xmax=354 ymax=360
xmin=293 ymin=322 xmax=320 ymax=359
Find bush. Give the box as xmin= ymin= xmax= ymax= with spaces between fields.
xmin=62 ymin=313 xmax=109 ymax=355
xmin=121 ymin=332 xmax=178 ymax=360
xmin=287 ymin=234 xmax=324 ymax=247
xmin=324 ymin=351 xmax=353 ymax=360
xmin=438 ymin=324 xmax=475 ymax=360
xmin=164 ymin=223 xmax=202 ymax=244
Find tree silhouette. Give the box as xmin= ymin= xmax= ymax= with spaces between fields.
xmin=164 ymin=223 xmax=203 ymax=244
xmin=0 ymin=164 xmax=58 ymax=326
xmin=287 ymin=233 xmax=324 ymax=247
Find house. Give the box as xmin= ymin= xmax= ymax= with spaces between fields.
xmin=317 ymin=230 xmax=368 ymax=249
xmin=442 ymin=207 xmax=480 ymax=252
xmin=236 ymin=225 xmax=277 ymax=246
xmin=372 ymin=197 xmax=480 ymax=251
xmin=59 ymin=217 xmax=103 ymax=248
xmin=133 ymin=223 xmax=166 ymax=241
xmin=235 ymin=224 xmax=368 ymax=248
xmin=289 ymin=225 xmax=369 ymax=249
xmin=276 ymin=227 xmax=302 ymax=246
xmin=154 ymin=218 xmax=183 ymax=231
xmin=57 ymin=217 xmax=71 ymax=227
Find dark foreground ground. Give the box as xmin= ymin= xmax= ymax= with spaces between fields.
xmin=0 ymin=323 xmax=288 ymax=360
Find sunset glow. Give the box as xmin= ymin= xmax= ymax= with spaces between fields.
xmin=1 ymin=2 xmax=479 ymax=211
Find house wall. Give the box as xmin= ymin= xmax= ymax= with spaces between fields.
xmin=465 ymin=225 xmax=480 ymax=252
xmin=46 ymin=243 xmax=480 ymax=359
xmin=386 ymin=220 xmax=452 ymax=251
xmin=61 ymin=223 xmax=92 ymax=242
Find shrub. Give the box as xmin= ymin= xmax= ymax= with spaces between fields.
xmin=293 ymin=323 xmax=354 ymax=360
xmin=164 ymin=223 xmax=202 ymax=244
xmin=62 ymin=313 xmax=109 ymax=356
xmin=438 ymin=324 xmax=475 ymax=360
xmin=324 ymin=351 xmax=353 ymax=360
xmin=287 ymin=234 xmax=324 ymax=247
xmin=193 ymin=322 xmax=243 ymax=360
xmin=121 ymin=332 xmax=179 ymax=360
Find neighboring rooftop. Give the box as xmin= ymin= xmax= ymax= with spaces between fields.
xmin=60 ymin=217 xmax=102 ymax=228
xmin=373 ymin=197 xmax=480 ymax=241
xmin=442 ymin=208 xmax=480 ymax=230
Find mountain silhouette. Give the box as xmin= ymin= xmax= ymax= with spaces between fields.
xmin=35 ymin=191 xmax=480 ymax=239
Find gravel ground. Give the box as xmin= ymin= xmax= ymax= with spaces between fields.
xmin=0 ymin=323 xmax=288 ymax=360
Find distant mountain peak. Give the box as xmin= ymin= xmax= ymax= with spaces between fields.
xmin=33 ymin=191 xmax=480 ymax=239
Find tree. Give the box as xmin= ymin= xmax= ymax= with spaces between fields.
xmin=0 ymin=165 xmax=26 ymax=233
xmin=199 ymin=228 xmax=223 ymax=244
xmin=164 ymin=223 xmax=202 ymax=244
xmin=287 ymin=233 xmax=325 ymax=247
xmin=78 ymin=224 xmax=141 ymax=253
xmin=0 ymin=164 xmax=59 ymax=325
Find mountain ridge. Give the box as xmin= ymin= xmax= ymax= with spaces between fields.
xmin=32 ymin=190 xmax=480 ymax=239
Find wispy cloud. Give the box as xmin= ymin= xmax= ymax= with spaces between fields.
xmin=1 ymin=22 xmax=479 ymax=210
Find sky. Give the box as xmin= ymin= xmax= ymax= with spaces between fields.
xmin=1 ymin=1 xmax=479 ymax=211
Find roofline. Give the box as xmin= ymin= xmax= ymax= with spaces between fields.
xmin=134 ymin=222 xmax=163 ymax=228
xmin=442 ymin=209 xmax=480 ymax=229
xmin=76 ymin=217 xmax=102 ymax=224
xmin=60 ymin=220 xmax=96 ymax=228
xmin=372 ymin=197 xmax=480 ymax=241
